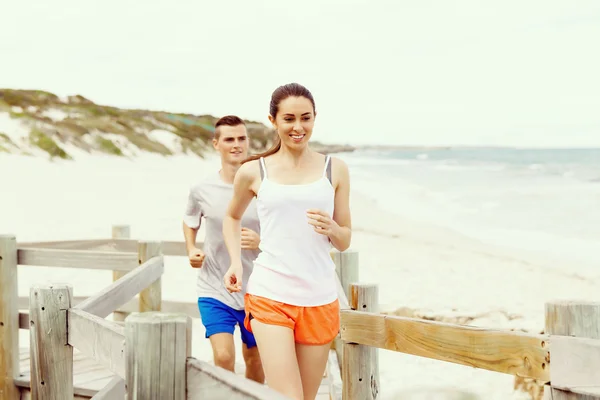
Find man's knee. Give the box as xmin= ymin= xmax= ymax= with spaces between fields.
xmin=213 ymin=347 xmax=235 ymax=370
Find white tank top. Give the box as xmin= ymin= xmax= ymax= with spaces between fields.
xmin=246 ymin=155 xmax=338 ymax=307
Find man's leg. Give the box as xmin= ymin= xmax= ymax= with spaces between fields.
xmin=209 ymin=333 xmax=236 ymax=372
xmin=242 ymin=341 xmax=265 ymax=383
xmin=197 ymin=297 xmax=238 ymax=372
xmin=237 ymin=307 xmax=265 ymax=383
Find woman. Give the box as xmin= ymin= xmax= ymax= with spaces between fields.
xmin=222 ymin=82 xmax=351 ymax=400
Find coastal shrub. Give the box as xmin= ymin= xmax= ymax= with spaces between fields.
xmin=29 ymin=129 xmax=71 ymax=159
xmin=79 ymin=117 xmax=129 ymax=134
xmin=95 ymin=136 xmax=123 ymax=156
xmin=0 ymin=132 xmax=16 ymax=152
xmin=0 ymin=89 xmax=58 ymax=107
xmin=180 ymin=138 xmax=206 ymax=157
xmin=56 ymin=119 xmax=89 ymax=136
xmin=122 ymin=132 xmax=172 ymax=155
xmin=82 ymin=105 xmax=108 ymax=117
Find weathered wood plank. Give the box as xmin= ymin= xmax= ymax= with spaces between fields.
xmin=17 ymin=248 xmax=139 ymax=271
xmin=29 ymin=284 xmax=74 ymax=398
xmin=19 ymin=297 xmax=198 ymax=319
xmin=545 ymin=301 xmax=600 ymax=338
xmin=117 ymin=297 xmax=198 ymax=317
xmin=17 ymin=239 xmax=115 ymax=250
xmin=331 ymin=249 xmax=358 ymax=371
xmin=340 ymin=310 xmax=550 ymax=381
xmin=327 ymin=350 xmax=343 ymax=400
xmin=336 ymin=275 xmax=350 ymax=311
xmin=0 ymin=235 xmax=20 ymax=399
xmin=91 ymin=376 xmax=125 ymax=399
xmin=19 ymin=388 xmax=93 ymax=400
xmin=111 ymin=239 xmax=198 ymax=256
xmin=126 ymin=312 xmax=189 ymax=399
xmin=545 ymin=301 xmax=600 ymax=399
xmin=186 ymin=358 xmax=289 ymax=400
xmin=332 ymin=250 xmax=358 ymax=309
xmin=15 ymin=347 xmax=115 ymax=396
xmin=112 ymin=226 xmax=131 ymax=322
xmin=74 ymin=255 xmax=163 ymax=318
xmin=68 ymin=308 xmax=126 ymax=379
xmin=343 ymin=284 xmax=379 ymax=400
xmin=550 ymin=336 xmax=600 ymax=392
xmin=544 ymin=387 xmax=600 ymax=399
xmin=138 ymin=242 xmax=162 ymax=314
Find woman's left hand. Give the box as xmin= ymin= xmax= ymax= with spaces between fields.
xmin=307 ymin=209 xmax=338 ymax=237
xmin=241 ymin=227 xmax=260 ymax=250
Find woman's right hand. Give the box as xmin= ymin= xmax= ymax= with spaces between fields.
xmin=224 ymin=264 xmax=243 ymax=293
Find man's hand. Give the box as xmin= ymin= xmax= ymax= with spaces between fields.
xmin=188 ymin=247 xmax=205 ymax=268
xmin=241 ymin=227 xmax=260 ymax=250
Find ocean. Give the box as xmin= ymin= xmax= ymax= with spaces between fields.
xmin=338 ymin=147 xmax=600 ymax=276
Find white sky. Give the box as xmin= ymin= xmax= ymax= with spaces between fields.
xmin=1 ymin=0 xmax=599 ymax=147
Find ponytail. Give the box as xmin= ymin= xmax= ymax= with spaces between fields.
xmin=243 ymin=135 xmax=281 ymax=164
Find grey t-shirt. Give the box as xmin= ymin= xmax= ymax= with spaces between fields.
xmin=183 ymin=171 xmax=260 ymax=310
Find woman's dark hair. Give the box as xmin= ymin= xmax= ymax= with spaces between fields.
xmin=244 ymin=83 xmax=316 ymax=163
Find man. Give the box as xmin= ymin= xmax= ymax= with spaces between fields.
xmin=183 ymin=115 xmax=264 ymax=382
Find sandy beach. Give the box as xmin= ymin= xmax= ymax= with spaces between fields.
xmin=2 ymin=150 xmax=598 ymax=399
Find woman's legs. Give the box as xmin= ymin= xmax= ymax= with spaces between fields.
xmin=250 ymin=319 xmax=304 ymax=399
xmin=295 ymin=342 xmax=332 ymax=400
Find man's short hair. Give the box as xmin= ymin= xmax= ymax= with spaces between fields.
xmin=214 ymin=115 xmax=245 ymax=140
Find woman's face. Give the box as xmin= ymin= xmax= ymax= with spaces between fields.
xmin=269 ymin=96 xmax=315 ymax=149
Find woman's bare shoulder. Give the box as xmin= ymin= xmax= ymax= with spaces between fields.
xmin=238 ymin=159 xmax=261 ymax=177
xmin=329 ymin=155 xmax=349 ymax=174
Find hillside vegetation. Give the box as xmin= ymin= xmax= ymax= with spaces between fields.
xmin=0 ymin=89 xmax=353 ymax=160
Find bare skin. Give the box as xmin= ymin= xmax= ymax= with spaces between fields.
xmin=222 ymin=95 xmax=352 ymax=399
xmin=209 ymin=333 xmax=264 ymax=383
xmin=183 ymin=123 xmax=264 ymax=383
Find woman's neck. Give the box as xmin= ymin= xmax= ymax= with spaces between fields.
xmin=277 ymin=145 xmax=314 ymax=167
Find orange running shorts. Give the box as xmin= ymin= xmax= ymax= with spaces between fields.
xmin=243 ymin=293 xmax=340 ymax=345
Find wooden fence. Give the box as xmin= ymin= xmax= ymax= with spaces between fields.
xmin=1 ymin=225 xmax=599 ymax=399
xmin=0 ymin=229 xmax=289 ymax=399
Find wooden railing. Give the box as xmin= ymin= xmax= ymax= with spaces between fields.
xmin=338 ymin=289 xmax=600 ymax=399
xmin=0 ymin=230 xmax=290 ymax=399
xmin=4 ymin=225 xmax=599 ymax=399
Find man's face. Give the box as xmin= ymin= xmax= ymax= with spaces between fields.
xmin=213 ymin=124 xmax=249 ymax=164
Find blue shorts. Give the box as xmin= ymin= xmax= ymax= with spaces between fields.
xmin=197 ymin=297 xmax=257 ymax=348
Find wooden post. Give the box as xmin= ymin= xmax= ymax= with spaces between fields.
xmin=112 ymin=225 xmax=131 ymax=322
xmin=332 ymin=249 xmax=359 ymax=368
xmin=332 ymin=249 xmax=359 ymax=300
xmin=138 ymin=241 xmax=162 ymax=312
xmin=125 ymin=312 xmax=191 ymax=399
xmin=343 ymin=283 xmax=380 ymax=400
xmin=29 ymin=284 xmax=74 ymax=399
xmin=0 ymin=235 xmax=20 ymax=400
xmin=544 ymin=301 xmax=600 ymax=399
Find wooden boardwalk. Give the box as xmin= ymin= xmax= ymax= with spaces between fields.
xmin=15 ymin=347 xmax=341 ymax=399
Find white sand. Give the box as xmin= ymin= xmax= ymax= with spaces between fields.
xmin=1 ymin=151 xmax=596 ymax=399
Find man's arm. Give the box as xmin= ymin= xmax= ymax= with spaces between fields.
xmin=183 ymin=187 xmax=205 ymax=268
xmin=183 ymin=221 xmax=199 ymax=253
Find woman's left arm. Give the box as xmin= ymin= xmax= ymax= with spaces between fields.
xmin=307 ymin=157 xmax=352 ymax=251
xmin=328 ymin=158 xmax=352 ymax=251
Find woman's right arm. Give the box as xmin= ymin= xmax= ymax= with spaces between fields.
xmin=222 ymin=161 xmax=258 ymax=291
